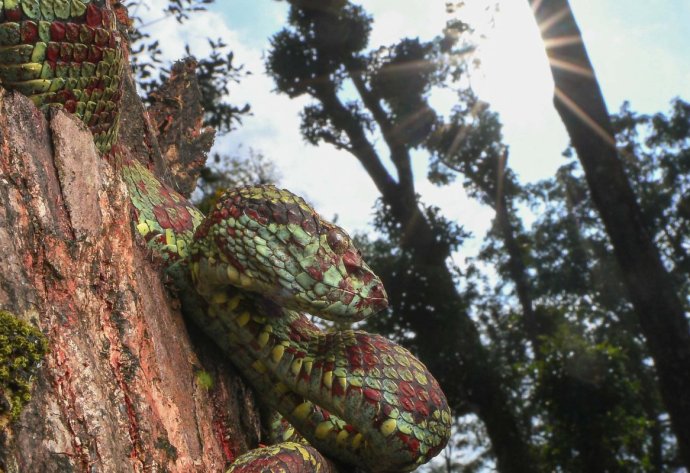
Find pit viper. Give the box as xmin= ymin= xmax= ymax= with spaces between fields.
xmin=0 ymin=1 xmax=452 ymax=471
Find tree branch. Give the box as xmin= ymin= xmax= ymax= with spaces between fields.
xmin=311 ymin=82 xmax=399 ymax=199
xmin=347 ymin=67 xmax=415 ymax=192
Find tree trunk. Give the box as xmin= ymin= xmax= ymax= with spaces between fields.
xmin=528 ymin=0 xmax=690 ymax=467
xmin=0 ymin=65 xmax=261 ymax=471
xmin=311 ymin=79 xmax=537 ymax=473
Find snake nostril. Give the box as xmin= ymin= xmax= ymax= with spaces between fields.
xmin=344 ymin=259 xmax=363 ymax=278
xmin=342 ymin=250 xmax=364 ymax=274
xmin=346 ymin=266 xmax=360 ymax=279
xmin=370 ymin=283 xmax=385 ymax=299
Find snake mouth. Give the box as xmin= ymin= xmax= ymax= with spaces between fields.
xmin=318 ymin=284 xmax=388 ymax=321
xmin=360 ymin=284 xmax=389 ymax=314
xmin=354 ymin=292 xmax=388 ymax=313
xmin=363 ymin=283 xmax=389 ymax=314
xmin=365 ymin=295 xmax=389 ymax=315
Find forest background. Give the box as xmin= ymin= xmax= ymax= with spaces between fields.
xmin=128 ymin=0 xmax=690 ymax=471
xmin=3 ymin=0 xmax=687 ymax=472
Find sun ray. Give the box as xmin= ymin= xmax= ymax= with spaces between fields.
xmin=543 ymin=35 xmax=583 ymax=50
xmin=444 ymin=99 xmax=486 ymax=159
xmin=536 ymin=6 xmax=570 ymax=36
xmin=387 ymin=104 xmax=434 ymax=140
xmin=554 ymin=87 xmax=616 ymax=147
xmin=446 ymin=123 xmax=469 ymax=160
xmin=529 ymin=0 xmax=545 ymax=16
xmin=372 ymin=54 xmax=472 ymax=80
xmin=548 ymin=57 xmax=594 ymax=78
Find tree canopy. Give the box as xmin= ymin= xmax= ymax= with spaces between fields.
xmin=126 ymin=1 xmax=690 ymax=471
xmin=263 ymin=1 xmax=690 ymax=471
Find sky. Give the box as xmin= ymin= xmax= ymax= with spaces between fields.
xmin=135 ymin=2 xmax=689 ymax=468
xmin=138 ymin=0 xmax=690 ymax=253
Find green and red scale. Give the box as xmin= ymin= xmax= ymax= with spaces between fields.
xmin=0 ymin=0 xmax=123 ymax=152
xmin=0 ymin=2 xmax=453 ymax=471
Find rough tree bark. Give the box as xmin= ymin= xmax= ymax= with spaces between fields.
xmin=528 ymin=0 xmax=690 ymax=467
xmin=0 ymin=62 xmax=262 ymax=472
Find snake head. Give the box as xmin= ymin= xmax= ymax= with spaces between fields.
xmin=191 ymin=185 xmax=388 ymax=320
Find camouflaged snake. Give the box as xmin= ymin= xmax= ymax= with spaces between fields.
xmin=0 ymin=1 xmax=452 ymax=471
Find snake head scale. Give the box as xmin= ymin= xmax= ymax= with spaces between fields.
xmin=190 ymin=185 xmax=389 ymax=320
xmin=0 ymin=2 xmax=451 ymax=470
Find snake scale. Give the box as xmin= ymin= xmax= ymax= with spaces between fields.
xmin=0 ymin=1 xmax=452 ymax=471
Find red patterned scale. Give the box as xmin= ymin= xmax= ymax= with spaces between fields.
xmin=0 ymin=3 xmax=125 ymax=151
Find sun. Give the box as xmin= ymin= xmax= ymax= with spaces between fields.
xmin=435 ymin=0 xmax=572 ymax=183
xmin=467 ymin=1 xmax=555 ymax=126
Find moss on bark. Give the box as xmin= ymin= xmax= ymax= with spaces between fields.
xmin=0 ymin=310 xmax=48 ymax=427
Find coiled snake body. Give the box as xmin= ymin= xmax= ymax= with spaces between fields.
xmin=0 ymin=2 xmax=452 ymax=471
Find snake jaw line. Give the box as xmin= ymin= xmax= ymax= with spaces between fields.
xmin=192 ymin=185 xmax=389 ymax=321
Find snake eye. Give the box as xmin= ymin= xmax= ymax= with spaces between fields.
xmin=326 ymin=229 xmax=349 ymax=255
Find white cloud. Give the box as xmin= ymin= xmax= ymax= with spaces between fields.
xmin=142 ymin=0 xmax=688 ymax=249
xmin=363 ymin=0 xmax=449 ymax=46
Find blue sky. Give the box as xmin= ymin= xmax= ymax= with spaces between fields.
xmin=142 ymin=0 xmax=690 ymax=247
xmin=139 ymin=1 xmax=688 ymax=467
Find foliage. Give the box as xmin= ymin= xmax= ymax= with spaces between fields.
xmin=534 ymin=321 xmax=649 ymax=471
xmin=267 ymin=0 xmax=690 ymax=468
xmin=476 ymin=99 xmax=690 ymax=471
xmin=612 ymin=100 xmax=690 ymax=301
xmin=125 ymin=0 xmax=250 ymax=134
xmin=127 ymin=0 xmax=690 ymax=470
xmin=426 ymin=90 xmax=520 ymax=205
xmin=421 ymin=416 xmax=493 ymax=473
xmin=194 ymin=149 xmax=280 ymax=215
xmin=267 ymin=3 xmax=539 ymax=473
xmin=267 ymin=1 xmax=372 ymax=97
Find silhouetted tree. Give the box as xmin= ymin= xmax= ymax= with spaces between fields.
xmin=528 ymin=1 xmax=690 ymax=467
xmin=267 ymin=2 xmax=536 ymax=471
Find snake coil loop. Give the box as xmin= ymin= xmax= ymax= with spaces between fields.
xmin=0 ymin=2 xmax=452 ymax=471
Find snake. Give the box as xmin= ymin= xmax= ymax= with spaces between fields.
xmin=0 ymin=1 xmax=452 ymax=471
